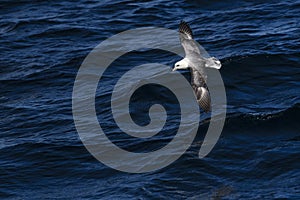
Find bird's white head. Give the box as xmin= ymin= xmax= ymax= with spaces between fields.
xmin=173 ymin=59 xmax=189 ymax=71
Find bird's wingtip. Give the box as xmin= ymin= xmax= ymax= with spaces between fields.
xmin=179 ymin=20 xmax=193 ymax=39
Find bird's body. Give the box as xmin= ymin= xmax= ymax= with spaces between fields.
xmin=173 ymin=21 xmax=222 ymax=112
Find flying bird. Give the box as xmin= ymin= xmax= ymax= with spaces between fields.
xmin=173 ymin=21 xmax=222 ymax=112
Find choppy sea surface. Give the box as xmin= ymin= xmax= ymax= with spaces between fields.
xmin=1 ymin=0 xmax=300 ymax=199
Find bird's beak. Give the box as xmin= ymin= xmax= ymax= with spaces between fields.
xmin=172 ymin=67 xmax=177 ymax=71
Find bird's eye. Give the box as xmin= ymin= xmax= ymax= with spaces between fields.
xmin=176 ymin=64 xmax=179 ymax=67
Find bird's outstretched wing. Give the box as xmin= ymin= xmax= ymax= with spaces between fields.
xmin=190 ymin=67 xmax=211 ymax=112
xmin=179 ymin=21 xmax=212 ymax=112
xmin=179 ymin=21 xmax=205 ymax=60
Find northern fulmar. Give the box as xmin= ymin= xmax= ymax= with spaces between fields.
xmin=173 ymin=21 xmax=222 ymax=112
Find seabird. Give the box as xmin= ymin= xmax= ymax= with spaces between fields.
xmin=173 ymin=21 xmax=222 ymax=112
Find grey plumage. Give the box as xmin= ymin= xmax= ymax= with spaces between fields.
xmin=190 ymin=68 xmax=211 ymax=112
xmin=174 ymin=21 xmax=221 ymax=112
xmin=179 ymin=21 xmax=204 ymax=70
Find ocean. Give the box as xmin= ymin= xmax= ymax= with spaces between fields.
xmin=1 ymin=0 xmax=299 ymax=199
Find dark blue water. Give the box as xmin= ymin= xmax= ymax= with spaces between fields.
xmin=1 ymin=0 xmax=300 ymax=199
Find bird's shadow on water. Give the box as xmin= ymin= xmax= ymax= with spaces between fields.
xmin=211 ymin=185 xmax=235 ymax=200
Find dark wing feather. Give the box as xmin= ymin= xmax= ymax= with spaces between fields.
xmin=179 ymin=21 xmax=193 ymax=39
xmin=179 ymin=21 xmax=202 ymax=59
xmin=190 ymin=68 xmax=211 ymax=112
